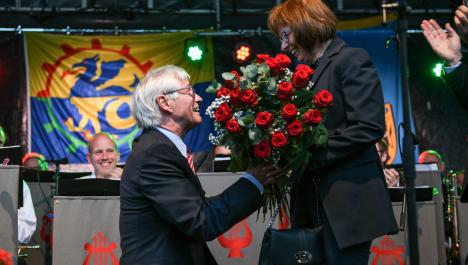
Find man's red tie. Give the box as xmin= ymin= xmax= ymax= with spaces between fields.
xmin=186 ymin=148 xmax=196 ymax=174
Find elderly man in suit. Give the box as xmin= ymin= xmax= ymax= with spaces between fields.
xmin=120 ymin=65 xmax=280 ymax=265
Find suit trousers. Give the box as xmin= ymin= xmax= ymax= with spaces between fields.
xmin=320 ymin=202 xmax=372 ymax=265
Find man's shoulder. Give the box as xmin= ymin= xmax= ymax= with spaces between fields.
xmin=129 ymin=129 xmax=179 ymax=161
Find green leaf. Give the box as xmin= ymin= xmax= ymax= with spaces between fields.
xmin=239 ymin=76 xmax=249 ymax=89
xmin=259 ymin=63 xmax=270 ymax=77
xmin=248 ymin=127 xmax=261 ymax=144
xmin=222 ymin=72 xmax=236 ymax=81
xmin=245 ymin=64 xmax=258 ymax=80
xmin=314 ymin=123 xmax=329 ymax=146
xmin=265 ymin=77 xmax=277 ymax=95
xmin=293 ymin=89 xmax=314 ymax=105
xmin=239 ymin=113 xmax=254 ymax=127
xmin=205 ymin=84 xmax=216 ymax=93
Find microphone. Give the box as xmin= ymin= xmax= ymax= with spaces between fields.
xmin=46 ymin=157 xmax=69 ymax=164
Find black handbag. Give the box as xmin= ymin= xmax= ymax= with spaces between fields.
xmin=258 ymin=179 xmax=324 ymax=265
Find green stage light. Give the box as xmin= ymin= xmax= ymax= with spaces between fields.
xmin=432 ymin=63 xmax=443 ymax=77
xmin=184 ymin=38 xmax=205 ymax=63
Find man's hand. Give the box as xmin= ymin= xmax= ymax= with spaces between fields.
xmin=421 ymin=19 xmax=462 ymax=66
xmin=384 ymin=168 xmax=400 ymax=187
xmin=103 ymin=167 xmax=123 ymax=180
xmin=455 ymin=5 xmax=468 ymax=45
xmin=247 ymin=164 xmax=287 ymax=186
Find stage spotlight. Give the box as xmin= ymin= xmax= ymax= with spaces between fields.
xmin=432 ymin=63 xmax=443 ymax=77
xmin=184 ymin=38 xmax=206 ymax=63
xmin=233 ymin=39 xmax=253 ymax=64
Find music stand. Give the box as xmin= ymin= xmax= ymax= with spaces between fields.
xmin=0 ymin=145 xmax=22 ymax=166
xmin=21 ymin=169 xmax=89 ymax=182
xmin=57 ymin=179 xmax=120 ymax=196
xmin=0 ymin=145 xmax=23 ymax=207
xmin=388 ymin=186 xmax=433 ymax=202
xmin=213 ymin=155 xmax=230 ymax=172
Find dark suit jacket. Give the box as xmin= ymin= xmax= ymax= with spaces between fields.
xmin=120 ymin=129 xmax=262 ymax=265
xmin=291 ymin=38 xmax=399 ymax=249
xmin=443 ymin=58 xmax=468 ymax=202
xmin=444 ymin=57 xmax=468 ymax=111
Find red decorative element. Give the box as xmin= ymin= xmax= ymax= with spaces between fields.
xmin=91 ymin=39 xmax=103 ymax=49
xmin=2 ymin=158 xmax=10 ymax=165
xmin=83 ymin=231 xmax=119 ymax=265
xmin=217 ymin=219 xmax=252 ymax=258
xmin=40 ymin=212 xmax=53 ymax=249
xmin=370 ymin=235 xmax=406 ymax=265
xmin=278 ymin=206 xmax=289 ymax=230
xmin=0 ymin=248 xmax=13 ymax=265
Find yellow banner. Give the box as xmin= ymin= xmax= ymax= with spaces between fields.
xmin=26 ymin=32 xmax=214 ymax=163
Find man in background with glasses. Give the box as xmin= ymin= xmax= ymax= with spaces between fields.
xmin=120 ymin=65 xmax=282 ymax=265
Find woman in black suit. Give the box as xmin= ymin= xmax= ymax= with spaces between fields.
xmin=268 ymin=0 xmax=398 ymax=264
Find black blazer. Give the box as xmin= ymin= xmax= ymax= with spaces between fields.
xmin=291 ymin=38 xmax=399 ymax=249
xmin=444 ymin=57 xmax=468 ymax=111
xmin=443 ymin=59 xmax=468 ymax=202
xmin=119 ymin=129 xmax=262 ymax=265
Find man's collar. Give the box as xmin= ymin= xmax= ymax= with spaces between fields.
xmin=156 ymin=127 xmax=187 ymax=157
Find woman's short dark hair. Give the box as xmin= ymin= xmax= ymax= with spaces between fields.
xmin=268 ymin=0 xmax=337 ymax=49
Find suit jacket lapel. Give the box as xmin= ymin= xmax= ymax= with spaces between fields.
xmin=152 ymin=129 xmax=206 ymax=195
xmin=310 ymin=38 xmax=346 ymax=90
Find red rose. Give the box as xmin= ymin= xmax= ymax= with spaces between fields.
xmin=295 ymin=64 xmax=314 ymax=75
xmin=216 ymin=87 xmax=230 ymax=98
xmin=286 ymin=120 xmax=304 ymax=137
xmin=253 ymin=140 xmax=272 ymax=159
xmin=292 ymin=64 xmax=314 ymax=88
xmin=226 ymin=119 xmax=241 ymax=134
xmin=265 ymin=57 xmax=281 ymax=76
xmin=271 ymin=131 xmax=288 ymax=148
xmin=239 ymin=89 xmax=258 ymax=106
xmin=256 ymin=54 xmax=271 ymax=63
xmin=229 ymin=87 xmax=241 ymax=106
xmin=275 ymin=53 xmax=292 ymax=68
xmin=225 ymin=70 xmax=241 ymax=89
xmin=214 ymin=103 xmax=232 ymax=123
xmin=302 ymin=109 xmax=322 ymax=124
xmin=314 ymin=90 xmax=333 ymax=108
xmin=292 ymin=70 xmax=311 ymax=88
xmin=276 ymin=81 xmax=293 ymax=100
xmin=255 ymin=111 xmax=274 ymax=128
xmin=281 ymin=103 xmax=298 ymax=120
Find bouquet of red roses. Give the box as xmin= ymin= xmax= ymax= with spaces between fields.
xmin=206 ymin=53 xmax=333 ymax=213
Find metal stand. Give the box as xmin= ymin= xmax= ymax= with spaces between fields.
xmin=382 ymin=1 xmax=420 ymax=264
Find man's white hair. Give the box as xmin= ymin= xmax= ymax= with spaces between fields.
xmin=131 ymin=65 xmax=191 ymax=129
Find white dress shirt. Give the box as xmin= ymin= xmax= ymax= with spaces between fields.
xmin=18 ymin=181 xmax=37 ymax=244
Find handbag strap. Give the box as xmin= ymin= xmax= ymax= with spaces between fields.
xmin=266 ymin=168 xmax=321 ymax=229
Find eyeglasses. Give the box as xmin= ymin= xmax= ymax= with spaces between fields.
xmin=164 ymin=85 xmax=196 ymax=99
xmin=279 ymin=27 xmax=292 ymax=44
xmin=164 ymin=85 xmax=194 ymax=95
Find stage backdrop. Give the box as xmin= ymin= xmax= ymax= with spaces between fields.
xmin=338 ymin=29 xmax=404 ymax=165
xmin=25 ymin=29 xmax=405 ymax=166
xmin=25 ymin=32 xmax=215 ymax=164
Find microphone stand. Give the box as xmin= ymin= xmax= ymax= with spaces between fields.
xmin=382 ymin=1 xmax=419 ymax=264
xmin=52 ymin=161 xmax=61 ymax=197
